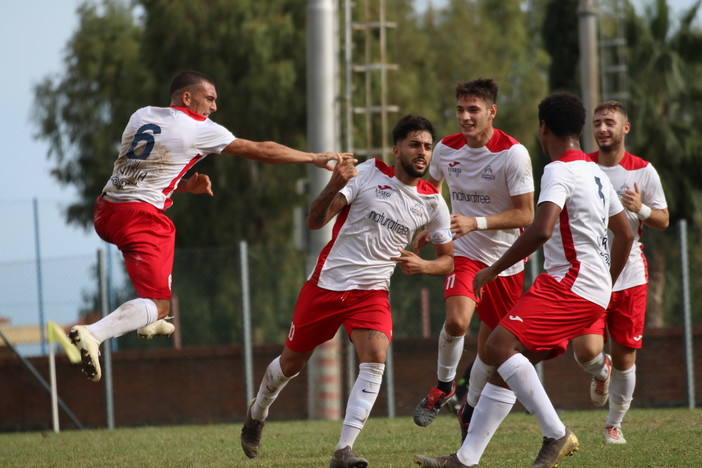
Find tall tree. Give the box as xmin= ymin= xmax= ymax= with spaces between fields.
xmin=623 ymin=0 xmax=702 ymax=326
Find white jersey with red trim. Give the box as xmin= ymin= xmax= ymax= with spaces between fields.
xmin=101 ymin=106 xmax=235 ymax=210
xmin=428 ymin=129 xmax=534 ymax=276
xmin=589 ymin=151 xmax=668 ymax=291
xmin=539 ymin=150 xmax=624 ymax=308
xmin=310 ymin=158 xmax=452 ymax=291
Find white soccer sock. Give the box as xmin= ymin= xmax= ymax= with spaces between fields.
xmin=437 ymin=325 xmax=464 ymax=383
xmin=251 ymin=356 xmax=298 ymax=421
xmin=337 ymin=362 xmax=385 ymax=450
xmin=606 ymin=365 xmax=635 ymax=428
xmin=88 ymin=298 xmax=158 ymax=343
xmin=457 ymin=383 xmax=516 ymax=466
xmin=467 ymin=355 xmax=495 ymax=407
xmin=498 ymin=354 xmax=565 ymax=440
xmin=574 ymin=351 xmax=608 ymax=380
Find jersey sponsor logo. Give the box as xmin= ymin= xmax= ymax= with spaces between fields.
xmin=508 ymin=315 xmax=524 ymax=322
xmin=451 ymin=191 xmax=491 ymax=204
xmin=448 ymin=161 xmax=462 ymax=177
xmin=481 ymin=165 xmax=496 ymax=180
xmin=367 ymin=210 xmax=410 ymax=236
xmin=432 ymin=230 xmax=452 ymax=244
xmin=375 ymin=185 xmax=393 ymax=200
xmin=410 ymin=202 xmax=425 ymax=217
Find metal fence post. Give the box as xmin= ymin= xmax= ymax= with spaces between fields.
xmin=98 ymin=248 xmax=115 ymax=429
xmin=679 ymin=219 xmax=695 ymax=409
xmin=240 ymin=240 xmax=254 ymax=404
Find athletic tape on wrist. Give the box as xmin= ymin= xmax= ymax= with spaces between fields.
xmin=637 ymin=204 xmax=652 ymax=221
xmin=476 ymin=217 xmax=488 ymax=230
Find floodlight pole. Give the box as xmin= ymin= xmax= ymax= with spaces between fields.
xmin=578 ymin=0 xmax=600 ymax=152
xmin=306 ymin=0 xmax=342 ymax=421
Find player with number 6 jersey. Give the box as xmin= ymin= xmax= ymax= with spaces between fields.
xmin=69 ymin=70 xmax=348 ymax=383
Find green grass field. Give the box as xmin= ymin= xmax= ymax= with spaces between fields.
xmin=1 ymin=408 xmax=700 ymax=467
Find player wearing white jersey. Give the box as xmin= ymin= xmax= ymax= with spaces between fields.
xmin=69 ymin=70 xmax=346 ymax=383
xmin=413 ymin=93 xmax=633 ymax=468
xmin=413 ymin=79 xmax=534 ymax=437
xmin=241 ymin=115 xmax=453 ymax=468
xmin=572 ymin=101 xmax=669 ymax=445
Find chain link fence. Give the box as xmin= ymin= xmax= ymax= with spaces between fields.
xmin=1 ymin=221 xmax=700 ymax=429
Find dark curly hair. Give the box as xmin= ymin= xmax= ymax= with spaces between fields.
xmin=538 ymin=92 xmax=585 ymax=138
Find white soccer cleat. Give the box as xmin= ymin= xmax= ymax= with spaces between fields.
xmin=590 ymin=353 xmax=612 ymax=407
xmin=604 ymin=426 xmax=627 ymax=444
xmin=69 ymin=325 xmax=102 ymax=382
xmin=137 ymin=317 xmax=175 ymax=339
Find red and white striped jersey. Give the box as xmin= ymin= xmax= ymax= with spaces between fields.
xmin=102 ymin=106 xmax=235 ymax=210
xmin=588 ymin=151 xmax=668 ymax=291
xmin=428 ymin=129 xmax=534 ymax=276
xmin=539 ymin=150 xmax=624 ymax=308
xmin=310 ymin=158 xmax=452 ymax=291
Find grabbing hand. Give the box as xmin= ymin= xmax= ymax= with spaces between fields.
xmin=451 ymin=214 xmax=479 ymax=240
xmin=472 ymin=267 xmax=497 ymax=300
xmin=181 ymin=172 xmax=213 ymax=196
xmin=391 ymin=248 xmax=426 ymax=276
xmin=412 ymin=230 xmax=431 ymax=252
xmin=621 ymin=182 xmax=643 ymax=213
xmin=314 ymin=152 xmax=355 ymax=171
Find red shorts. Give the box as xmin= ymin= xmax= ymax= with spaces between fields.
xmin=285 ymin=281 xmax=392 ymax=352
xmin=93 ymin=195 xmax=175 ymax=299
xmin=444 ymin=256 xmax=524 ymax=329
xmin=579 ymin=283 xmax=648 ymax=349
xmin=501 ymin=274 xmax=605 ymax=360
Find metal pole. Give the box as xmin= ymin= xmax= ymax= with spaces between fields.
xmin=240 ymin=240 xmax=254 ymax=404
xmin=578 ymin=0 xmax=600 ymax=153
xmin=98 ymin=248 xmax=115 ymax=429
xmin=679 ymin=219 xmax=695 ymax=409
xmin=32 ymin=198 xmax=47 ymax=355
xmin=307 ymin=0 xmax=341 ymax=420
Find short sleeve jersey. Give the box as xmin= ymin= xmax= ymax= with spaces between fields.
xmin=309 ymin=158 xmax=452 ymax=291
xmin=538 ymin=150 xmax=624 ymax=308
xmin=428 ymin=129 xmax=534 ymax=276
xmin=589 ymin=151 xmax=668 ymax=291
xmin=102 ymin=106 xmax=236 ymax=210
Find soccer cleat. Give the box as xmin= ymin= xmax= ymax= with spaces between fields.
xmin=447 ymin=394 xmax=462 ymax=415
xmin=329 ymin=446 xmax=368 ymax=468
xmin=530 ymin=428 xmax=579 ymax=468
xmin=457 ymin=403 xmax=474 ymax=442
xmin=414 ymin=381 xmax=456 ymax=427
xmin=137 ymin=317 xmax=175 ymax=339
xmin=68 ymin=326 xmax=102 ymax=382
xmin=412 ymin=453 xmax=475 ymax=468
xmin=604 ymin=426 xmax=627 ymax=444
xmin=590 ymin=354 xmax=612 ymax=407
xmin=240 ymin=399 xmax=265 ymax=458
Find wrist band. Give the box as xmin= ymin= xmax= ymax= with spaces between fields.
xmin=476 ymin=217 xmax=488 ymax=230
xmin=637 ymin=204 xmax=651 ymax=221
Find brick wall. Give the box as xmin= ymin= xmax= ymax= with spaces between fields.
xmin=1 ymin=327 xmax=700 ymax=431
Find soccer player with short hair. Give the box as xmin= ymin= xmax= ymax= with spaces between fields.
xmin=572 ymin=101 xmax=669 ymax=444
xmin=413 ymin=78 xmax=534 ymax=437
xmin=240 ymin=115 xmax=454 ymax=468
xmin=69 ymin=70 xmax=347 ymax=383
xmin=413 ymin=92 xmax=634 ymax=468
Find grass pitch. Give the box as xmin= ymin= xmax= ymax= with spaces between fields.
xmin=1 ymin=408 xmax=700 ymax=467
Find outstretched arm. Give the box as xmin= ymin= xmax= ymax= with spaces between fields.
xmin=473 ymin=201 xmax=559 ymax=298
xmin=222 ymin=138 xmax=350 ymax=171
